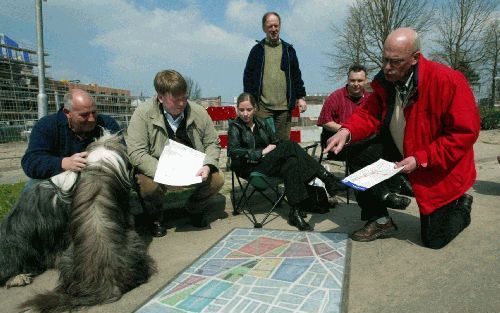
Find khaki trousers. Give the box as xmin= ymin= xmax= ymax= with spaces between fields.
xmin=256 ymin=105 xmax=292 ymax=140
xmin=135 ymin=171 xmax=224 ymax=216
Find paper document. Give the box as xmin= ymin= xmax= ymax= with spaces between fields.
xmin=341 ymin=159 xmax=404 ymax=191
xmin=154 ymin=140 xmax=206 ymax=186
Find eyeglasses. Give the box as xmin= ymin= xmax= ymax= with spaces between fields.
xmin=382 ymin=52 xmax=418 ymax=67
xmin=382 ymin=57 xmax=406 ymax=66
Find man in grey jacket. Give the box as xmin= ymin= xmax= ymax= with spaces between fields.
xmin=127 ymin=70 xmax=224 ymax=237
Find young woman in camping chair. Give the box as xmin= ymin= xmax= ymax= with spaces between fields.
xmin=228 ymin=92 xmax=347 ymax=231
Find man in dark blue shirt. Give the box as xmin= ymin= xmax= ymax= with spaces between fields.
xmin=21 ymin=88 xmax=121 ymax=179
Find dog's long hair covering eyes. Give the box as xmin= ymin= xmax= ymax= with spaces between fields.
xmin=22 ymin=134 xmax=156 ymax=313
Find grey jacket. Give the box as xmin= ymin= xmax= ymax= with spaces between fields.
xmin=126 ymin=96 xmax=221 ymax=178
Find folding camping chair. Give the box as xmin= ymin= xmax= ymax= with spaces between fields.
xmin=229 ymin=116 xmax=320 ymax=228
xmin=231 ymin=168 xmax=287 ymax=228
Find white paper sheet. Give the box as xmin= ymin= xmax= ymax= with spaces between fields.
xmin=341 ymin=159 xmax=404 ymax=191
xmin=154 ymin=140 xmax=206 ymax=186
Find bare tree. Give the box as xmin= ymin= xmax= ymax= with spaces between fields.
xmin=483 ymin=19 xmax=499 ymax=106
xmin=327 ymin=0 xmax=434 ymax=80
xmin=431 ymin=0 xmax=497 ymax=83
xmin=326 ymin=4 xmax=368 ymax=79
xmin=185 ymin=76 xmax=202 ymax=100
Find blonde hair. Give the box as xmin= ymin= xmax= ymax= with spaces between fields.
xmin=153 ymin=70 xmax=187 ymax=96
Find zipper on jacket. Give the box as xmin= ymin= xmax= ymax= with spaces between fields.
xmin=286 ymin=46 xmax=292 ymax=107
xmin=258 ymin=43 xmax=265 ymax=103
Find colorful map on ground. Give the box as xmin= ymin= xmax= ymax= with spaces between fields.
xmin=135 ymin=228 xmax=350 ymax=313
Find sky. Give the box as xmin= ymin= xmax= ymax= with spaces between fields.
xmin=0 ymin=0 xmax=354 ymax=103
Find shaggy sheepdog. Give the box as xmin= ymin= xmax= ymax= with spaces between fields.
xmin=0 ymin=163 xmax=77 ymax=287
xmin=0 ymin=134 xmax=156 ymax=312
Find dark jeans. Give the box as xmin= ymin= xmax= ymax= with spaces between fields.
xmin=238 ymin=140 xmax=322 ymax=206
xmin=421 ymin=194 xmax=471 ymax=249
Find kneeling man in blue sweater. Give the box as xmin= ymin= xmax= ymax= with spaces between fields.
xmin=22 ymin=88 xmax=120 ymax=180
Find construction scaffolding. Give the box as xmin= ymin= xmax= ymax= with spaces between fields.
xmin=0 ymin=33 xmax=144 ymax=143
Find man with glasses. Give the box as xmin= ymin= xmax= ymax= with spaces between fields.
xmin=22 ymin=88 xmax=120 ymax=180
xmin=127 ymin=70 xmax=224 ymax=237
xmin=318 ymin=64 xmax=412 ymax=210
xmin=325 ymin=28 xmax=479 ymax=249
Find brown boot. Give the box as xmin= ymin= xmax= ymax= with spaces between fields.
xmin=351 ymin=218 xmax=398 ymax=242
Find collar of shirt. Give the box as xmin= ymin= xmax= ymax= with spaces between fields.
xmin=399 ymin=70 xmax=414 ymax=89
xmin=164 ymin=111 xmax=185 ymax=133
xmin=343 ymin=85 xmax=366 ymax=103
xmin=265 ymin=38 xmax=281 ymax=47
xmin=395 ymin=70 xmax=415 ymax=107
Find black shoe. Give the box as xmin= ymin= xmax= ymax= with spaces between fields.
xmin=399 ymin=177 xmax=414 ymax=197
xmin=288 ymin=207 xmax=312 ymax=231
xmin=151 ymin=221 xmax=167 ymax=237
xmin=456 ymin=193 xmax=473 ymax=213
xmin=190 ymin=212 xmax=209 ymax=228
xmin=317 ymin=169 xmax=348 ymax=196
xmin=384 ymin=193 xmax=411 ymax=210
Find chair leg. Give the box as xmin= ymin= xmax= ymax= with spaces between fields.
xmin=345 ymin=161 xmax=350 ymax=204
xmin=231 ymin=171 xmax=239 ymax=216
xmin=259 ymin=192 xmax=286 ymax=227
xmin=234 ymin=175 xmax=262 ymax=227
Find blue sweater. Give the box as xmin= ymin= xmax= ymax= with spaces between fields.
xmin=21 ymin=109 xmax=121 ymax=179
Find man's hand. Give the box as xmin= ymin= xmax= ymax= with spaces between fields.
xmin=296 ymin=98 xmax=307 ymax=113
xmin=61 ymin=151 xmax=88 ymax=172
xmin=324 ymin=128 xmax=350 ymax=155
xmin=262 ymin=144 xmax=277 ymax=155
xmin=196 ymin=165 xmax=211 ymax=182
xmin=395 ymin=156 xmax=418 ymax=174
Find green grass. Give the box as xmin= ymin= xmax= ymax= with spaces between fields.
xmin=0 ymin=183 xmax=198 ymax=221
xmin=0 ymin=182 xmax=24 ymax=221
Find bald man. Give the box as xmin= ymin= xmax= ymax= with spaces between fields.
xmin=22 ymin=88 xmax=121 ymax=179
xmin=325 ymin=28 xmax=480 ymax=249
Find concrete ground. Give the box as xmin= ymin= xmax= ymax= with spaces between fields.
xmin=0 ymin=130 xmax=499 ymax=313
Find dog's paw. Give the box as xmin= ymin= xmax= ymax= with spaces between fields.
xmin=5 ymin=273 xmax=33 ymax=288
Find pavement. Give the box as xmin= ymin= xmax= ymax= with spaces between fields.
xmin=0 ymin=130 xmax=499 ymax=313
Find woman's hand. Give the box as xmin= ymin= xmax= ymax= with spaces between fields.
xmin=262 ymin=144 xmax=277 ymax=156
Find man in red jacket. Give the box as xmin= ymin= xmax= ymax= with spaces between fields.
xmin=325 ymin=28 xmax=480 ymax=249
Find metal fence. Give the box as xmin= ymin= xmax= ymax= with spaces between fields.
xmin=0 ymin=89 xmax=144 ymax=143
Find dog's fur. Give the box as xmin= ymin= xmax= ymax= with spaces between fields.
xmin=19 ymin=134 xmax=156 ymax=312
xmin=0 ymin=165 xmax=78 ymax=287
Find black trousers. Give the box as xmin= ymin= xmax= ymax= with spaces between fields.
xmin=421 ymin=195 xmax=471 ymax=249
xmin=239 ymin=140 xmax=322 ymax=206
xmin=349 ymin=135 xmax=471 ymax=248
xmin=345 ymin=136 xmax=402 ymax=221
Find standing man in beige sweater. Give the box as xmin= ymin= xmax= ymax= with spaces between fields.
xmin=243 ymin=11 xmax=307 ymax=140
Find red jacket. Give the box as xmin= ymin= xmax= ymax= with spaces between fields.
xmin=343 ymin=55 xmax=480 ymax=214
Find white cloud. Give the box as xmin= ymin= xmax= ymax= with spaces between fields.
xmin=2 ymin=0 xmax=355 ymax=100
xmin=225 ymin=0 xmax=267 ymax=32
xmin=284 ymin=0 xmax=353 ymax=48
xmin=45 ymin=0 xmax=256 ymax=97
